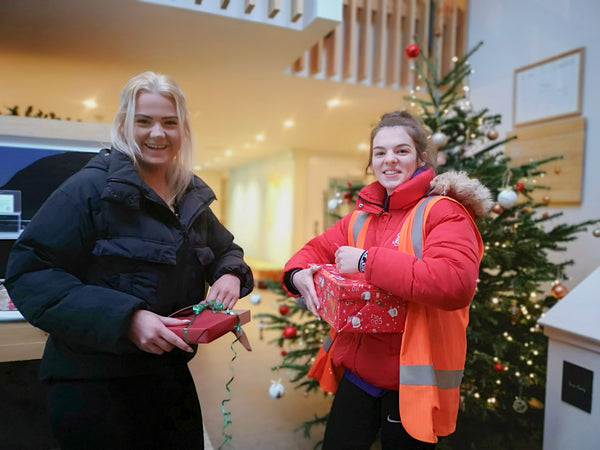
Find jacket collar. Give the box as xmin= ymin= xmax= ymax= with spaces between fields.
xmin=100 ymin=149 xmax=147 ymax=210
xmin=99 ymin=148 xmax=216 ymax=220
xmin=356 ymin=167 xmax=492 ymax=219
xmin=356 ymin=168 xmax=435 ymax=214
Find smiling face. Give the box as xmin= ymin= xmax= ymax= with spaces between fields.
xmin=133 ymin=91 xmax=182 ymax=175
xmin=371 ymin=126 xmax=423 ymax=195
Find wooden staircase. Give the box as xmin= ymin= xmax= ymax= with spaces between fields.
xmin=140 ymin=0 xmax=468 ymax=88
xmin=290 ymin=0 xmax=468 ymax=88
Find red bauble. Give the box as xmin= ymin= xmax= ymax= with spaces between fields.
xmin=515 ymin=182 xmax=525 ymax=191
xmin=279 ymin=305 xmax=291 ymax=316
xmin=343 ymin=191 xmax=354 ymax=204
xmin=493 ymin=363 xmax=504 ymax=373
xmin=551 ymin=283 xmax=568 ymax=299
xmin=283 ymin=325 xmax=297 ymax=339
xmin=281 ymin=350 xmax=288 ymax=356
xmin=492 ymin=203 xmax=504 ymax=214
xmin=405 ymin=43 xmax=420 ymax=59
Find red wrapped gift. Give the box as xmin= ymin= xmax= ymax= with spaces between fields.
xmin=168 ymin=304 xmax=252 ymax=351
xmin=313 ymin=264 xmax=406 ymax=333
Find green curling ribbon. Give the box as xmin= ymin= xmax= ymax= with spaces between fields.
xmin=183 ymin=300 xmax=225 ymax=344
xmin=182 ymin=300 xmax=243 ymax=449
xmin=219 ymin=314 xmax=243 ymax=450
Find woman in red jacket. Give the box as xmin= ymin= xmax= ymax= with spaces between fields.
xmin=282 ymin=111 xmax=490 ymax=449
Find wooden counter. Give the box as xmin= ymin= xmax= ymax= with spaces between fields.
xmin=0 ymin=320 xmax=47 ymax=363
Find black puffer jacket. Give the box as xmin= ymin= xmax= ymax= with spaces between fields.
xmin=5 ymin=148 xmax=253 ymax=379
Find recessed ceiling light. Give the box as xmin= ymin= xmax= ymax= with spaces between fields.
xmin=193 ymin=165 xmax=202 ymax=171
xmin=283 ymin=119 xmax=295 ymax=128
xmin=83 ymin=98 xmax=97 ymax=109
xmin=327 ymin=98 xmax=341 ymax=108
xmin=255 ymin=134 xmax=265 ymax=141
xmin=357 ymin=142 xmax=369 ymax=151
xmin=225 ymin=149 xmax=233 ymax=157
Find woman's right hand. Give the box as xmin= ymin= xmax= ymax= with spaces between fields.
xmin=291 ymin=265 xmax=321 ymax=319
xmin=128 ymin=309 xmax=194 ymax=354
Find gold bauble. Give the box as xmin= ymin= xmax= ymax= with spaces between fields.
xmin=551 ymin=283 xmax=568 ymax=299
xmin=487 ymin=129 xmax=499 ymax=140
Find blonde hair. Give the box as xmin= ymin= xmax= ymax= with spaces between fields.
xmin=111 ymin=71 xmax=193 ymax=202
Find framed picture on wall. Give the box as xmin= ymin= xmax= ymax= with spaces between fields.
xmin=513 ymin=47 xmax=584 ymax=128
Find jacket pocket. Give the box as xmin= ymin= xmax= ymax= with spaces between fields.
xmin=194 ymin=247 xmax=215 ymax=266
xmin=92 ymin=237 xmax=177 ymax=265
xmin=89 ymin=238 xmax=178 ymax=307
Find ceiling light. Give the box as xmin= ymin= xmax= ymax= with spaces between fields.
xmin=357 ymin=142 xmax=369 ymax=151
xmin=283 ymin=119 xmax=295 ymax=128
xmin=224 ymin=149 xmax=233 ymax=157
xmin=193 ymin=165 xmax=202 ymax=171
xmin=255 ymin=134 xmax=265 ymax=141
xmin=83 ymin=98 xmax=97 ymax=109
xmin=327 ymin=98 xmax=341 ymax=108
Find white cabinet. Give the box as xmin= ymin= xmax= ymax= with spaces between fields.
xmin=538 ymin=267 xmax=600 ymax=450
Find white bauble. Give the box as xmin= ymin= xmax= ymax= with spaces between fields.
xmin=327 ymin=198 xmax=340 ymax=211
xmin=249 ymin=293 xmax=262 ymax=305
xmin=497 ymin=189 xmax=518 ymax=208
xmin=432 ymin=131 xmax=449 ymax=148
xmin=269 ymin=381 xmax=285 ymax=399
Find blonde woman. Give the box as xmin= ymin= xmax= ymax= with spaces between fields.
xmin=6 ymin=72 xmax=253 ymax=449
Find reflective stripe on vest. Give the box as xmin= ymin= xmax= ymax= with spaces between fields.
xmin=323 ymin=333 xmax=334 ymax=352
xmin=348 ymin=211 xmax=372 ymax=249
xmin=399 ymin=364 xmax=464 ymax=389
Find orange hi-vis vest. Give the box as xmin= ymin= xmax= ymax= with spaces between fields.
xmin=307 ymin=195 xmax=484 ymax=443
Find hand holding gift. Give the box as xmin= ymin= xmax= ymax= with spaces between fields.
xmin=168 ymin=301 xmax=252 ymax=351
xmin=313 ymin=264 xmax=406 ymax=333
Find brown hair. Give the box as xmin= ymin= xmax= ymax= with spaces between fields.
xmin=367 ymin=110 xmax=436 ymax=172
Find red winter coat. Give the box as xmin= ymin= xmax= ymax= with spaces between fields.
xmin=283 ymin=168 xmax=484 ymax=389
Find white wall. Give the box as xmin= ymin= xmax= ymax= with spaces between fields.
xmin=226 ymin=151 xmax=295 ymax=267
xmin=467 ymin=0 xmax=600 ymax=287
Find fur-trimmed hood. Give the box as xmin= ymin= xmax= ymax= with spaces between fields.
xmin=429 ymin=171 xmax=493 ymax=220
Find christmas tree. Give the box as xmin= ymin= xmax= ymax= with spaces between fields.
xmin=256 ymin=42 xmax=599 ymax=449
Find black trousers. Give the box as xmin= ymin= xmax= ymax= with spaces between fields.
xmin=323 ymin=375 xmax=436 ymax=450
xmin=45 ymin=365 xmax=204 ymax=450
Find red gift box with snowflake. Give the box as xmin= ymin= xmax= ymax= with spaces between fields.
xmin=313 ymin=264 xmax=406 ymax=333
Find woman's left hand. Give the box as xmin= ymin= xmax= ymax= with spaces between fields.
xmin=206 ymin=273 xmax=241 ymax=309
xmin=335 ymin=246 xmax=365 ymax=273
